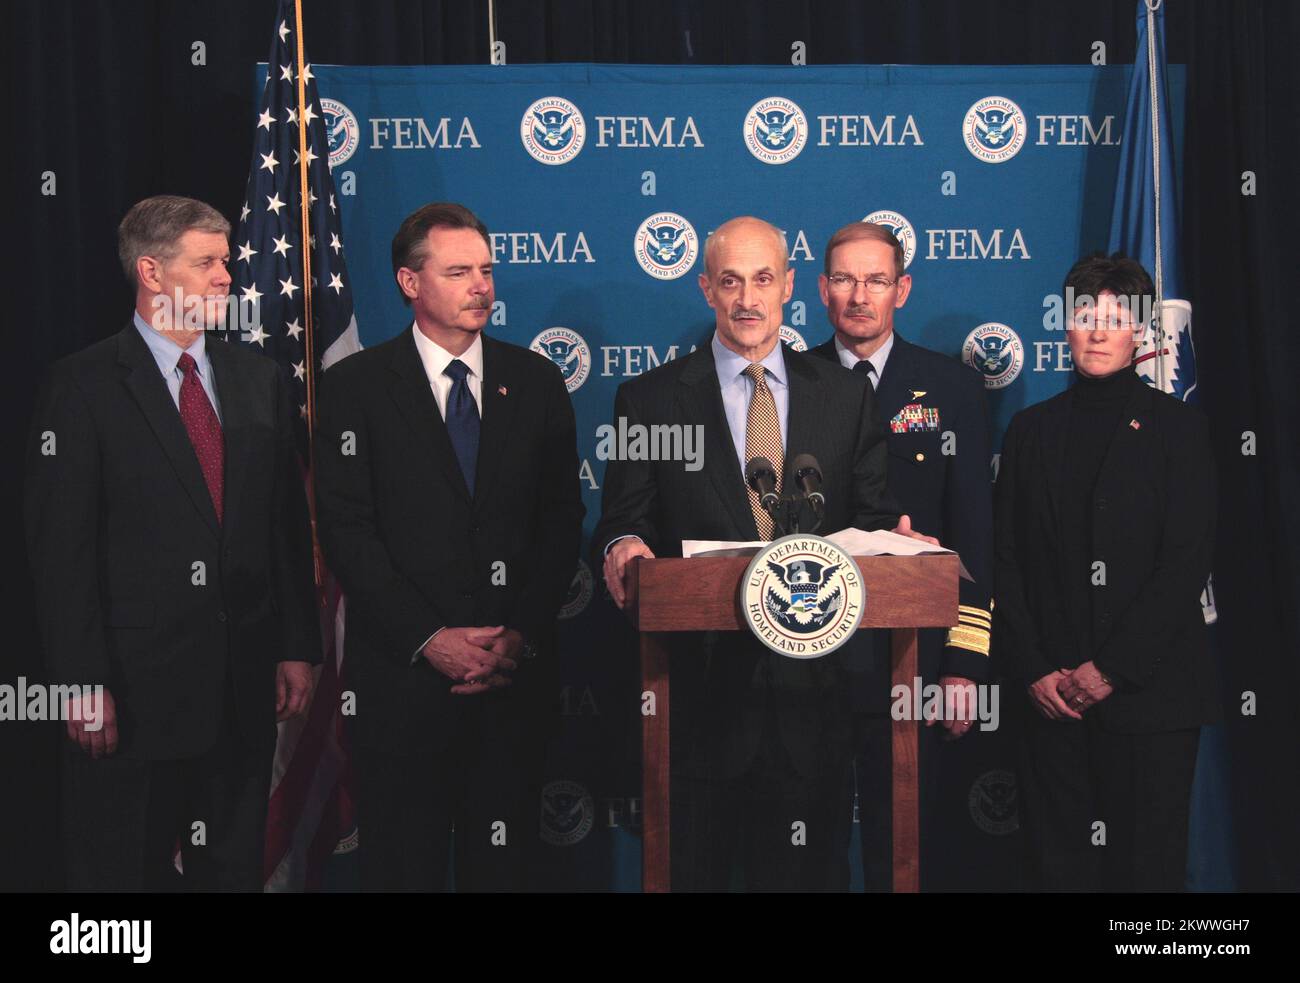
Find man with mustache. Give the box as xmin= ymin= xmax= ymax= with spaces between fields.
xmin=594 ymin=215 xmax=934 ymax=891
xmin=313 ymin=202 xmax=584 ymax=891
xmin=808 ymin=221 xmax=995 ymax=891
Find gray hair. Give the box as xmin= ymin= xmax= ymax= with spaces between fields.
xmin=117 ymin=195 xmax=231 ymax=284
xmin=702 ymin=217 xmax=789 ymax=277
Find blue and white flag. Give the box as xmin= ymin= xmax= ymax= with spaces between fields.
xmin=1109 ymin=0 xmax=1232 ymax=892
xmin=1108 ymin=0 xmax=1197 ymax=403
xmin=1108 ymin=0 xmax=1216 ymax=625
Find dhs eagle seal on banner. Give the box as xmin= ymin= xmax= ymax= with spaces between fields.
xmin=520 ymin=96 xmax=586 ymax=165
xmin=530 ymin=327 xmax=592 ymax=393
xmin=742 ymin=96 xmax=808 ymax=165
xmin=320 ymin=98 xmax=360 ymax=168
xmin=962 ymin=322 xmax=1024 ymax=389
xmin=540 ymin=780 xmax=595 ymax=847
xmin=779 ymin=325 xmax=807 ymax=351
xmin=862 ymin=209 xmax=917 ymax=269
xmin=743 ymin=536 xmax=865 ymax=658
xmin=634 ymin=212 xmax=699 ymax=280
xmin=962 ymin=96 xmax=1027 ymax=163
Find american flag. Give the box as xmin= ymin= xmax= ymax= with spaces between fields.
xmin=230 ymin=0 xmax=361 ymax=892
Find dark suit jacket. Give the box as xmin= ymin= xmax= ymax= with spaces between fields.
xmin=590 ymin=341 xmax=898 ymax=778
xmin=810 ymin=334 xmax=995 ymax=709
xmin=313 ymin=327 xmax=584 ymax=754
xmin=993 ymin=370 xmax=1221 ymax=733
xmin=24 ymin=324 xmax=321 ymax=760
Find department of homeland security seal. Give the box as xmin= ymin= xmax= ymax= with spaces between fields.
xmin=779 ymin=325 xmax=807 ymax=351
xmin=320 ymin=98 xmax=360 ymax=168
xmin=520 ymin=96 xmax=586 ymax=165
xmin=634 ymin=212 xmax=699 ymax=280
xmin=742 ymin=536 xmax=866 ymax=658
xmin=559 ymin=560 xmax=594 ymax=620
xmin=962 ymin=322 xmax=1024 ymax=389
xmin=530 ymin=327 xmax=592 ymax=393
xmin=862 ymin=209 xmax=917 ymax=269
xmin=540 ymin=780 xmax=595 ymax=846
xmin=742 ymin=96 xmax=808 ymax=165
xmin=968 ymin=769 xmax=1019 ymax=835
xmin=962 ymin=96 xmax=1027 ymax=163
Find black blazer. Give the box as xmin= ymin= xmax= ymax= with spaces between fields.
xmin=24 ymin=325 xmax=321 ymax=760
xmin=993 ymin=371 xmax=1221 ymax=733
xmin=810 ymin=334 xmax=995 ymax=696
xmin=591 ymin=341 xmax=898 ymax=778
xmin=312 ymin=327 xmax=584 ymax=754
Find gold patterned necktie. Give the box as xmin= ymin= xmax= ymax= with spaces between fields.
xmin=743 ymin=361 xmax=783 ymax=540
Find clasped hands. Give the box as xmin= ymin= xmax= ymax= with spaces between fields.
xmin=422 ymin=625 xmax=524 ymax=695
xmin=1028 ymin=661 xmax=1114 ymax=720
xmin=602 ymin=514 xmax=942 ymax=609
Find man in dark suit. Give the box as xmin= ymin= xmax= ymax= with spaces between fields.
xmin=808 ymin=221 xmax=995 ymax=890
xmin=594 ymin=216 xmax=938 ymax=891
xmin=24 ymin=195 xmax=320 ymax=891
xmin=995 ymin=253 xmax=1219 ymax=890
xmin=313 ymin=202 xmax=584 ymax=892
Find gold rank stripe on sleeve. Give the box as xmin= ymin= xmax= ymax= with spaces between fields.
xmin=946 ymin=624 xmax=991 ymax=656
xmin=947 ymin=604 xmax=992 ymax=655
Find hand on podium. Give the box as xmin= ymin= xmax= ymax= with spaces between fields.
xmin=892 ymin=513 xmax=942 ymax=548
xmin=603 ymin=537 xmax=656 ymax=609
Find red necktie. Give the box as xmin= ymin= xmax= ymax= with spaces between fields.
xmin=177 ymin=352 xmax=224 ymax=523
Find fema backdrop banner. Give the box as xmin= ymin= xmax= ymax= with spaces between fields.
xmin=299 ymin=63 xmax=1184 ymax=890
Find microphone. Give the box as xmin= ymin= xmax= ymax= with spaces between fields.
xmin=744 ymin=456 xmax=780 ymax=511
xmin=790 ymin=453 xmax=825 ymax=511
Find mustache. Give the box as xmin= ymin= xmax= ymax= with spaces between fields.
xmin=844 ymin=305 xmax=874 ymax=318
xmin=729 ymin=306 xmax=764 ymax=319
xmin=462 ymin=299 xmax=491 ymax=310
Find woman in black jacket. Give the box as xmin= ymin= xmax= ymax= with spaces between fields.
xmin=994 ymin=253 xmax=1219 ymax=891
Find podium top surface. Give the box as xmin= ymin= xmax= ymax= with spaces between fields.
xmin=627 ymin=552 xmax=959 ymax=632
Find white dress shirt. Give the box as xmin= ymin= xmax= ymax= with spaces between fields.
xmin=833 ymin=330 xmax=894 ymax=389
xmin=411 ymin=322 xmax=483 ymax=419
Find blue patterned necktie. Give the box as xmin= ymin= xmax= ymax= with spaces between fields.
xmin=443 ymin=358 xmax=480 ymax=495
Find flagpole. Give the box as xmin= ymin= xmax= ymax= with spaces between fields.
xmin=488 ymin=0 xmax=499 ymax=62
xmin=293 ymin=0 xmax=323 ymax=587
xmin=1145 ymin=0 xmax=1166 ymax=392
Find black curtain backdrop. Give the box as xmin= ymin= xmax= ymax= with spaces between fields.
xmin=7 ymin=0 xmax=1297 ymax=892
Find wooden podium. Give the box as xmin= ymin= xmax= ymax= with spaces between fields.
xmin=625 ymin=552 xmax=958 ymax=893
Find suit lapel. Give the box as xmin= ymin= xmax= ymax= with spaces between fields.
xmin=206 ymin=338 xmax=253 ymax=539
xmin=117 ymin=326 xmax=221 ymax=539
xmin=783 ymin=350 xmax=825 ymax=485
xmin=677 ymin=347 xmax=759 ymax=540
xmin=474 ymin=336 xmax=518 ymax=508
xmin=387 ymin=328 xmax=472 ymax=503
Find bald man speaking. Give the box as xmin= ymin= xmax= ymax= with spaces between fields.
xmin=593 ymin=216 xmax=930 ymax=891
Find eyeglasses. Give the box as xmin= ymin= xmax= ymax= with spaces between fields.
xmin=1070 ymin=313 xmax=1139 ymax=332
xmin=826 ymin=273 xmax=897 ymax=294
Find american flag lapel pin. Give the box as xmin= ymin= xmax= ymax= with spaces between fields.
xmin=1129 ymin=418 xmax=1141 ymax=430
xmin=498 ymin=384 xmax=508 ymax=396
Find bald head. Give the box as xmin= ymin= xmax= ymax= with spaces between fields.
xmin=697 ymin=215 xmax=795 ymax=361
xmin=703 ymin=217 xmax=788 ymax=278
